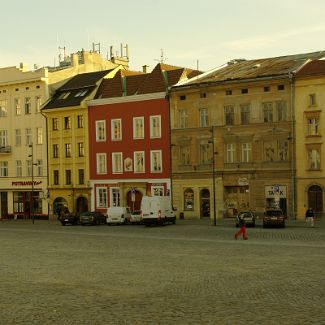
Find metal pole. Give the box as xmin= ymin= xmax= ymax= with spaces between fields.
xmin=212 ymin=126 xmax=216 ymax=226
xmin=29 ymin=144 xmax=34 ymax=224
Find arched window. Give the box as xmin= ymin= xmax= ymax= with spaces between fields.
xmin=184 ymin=188 xmax=194 ymax=211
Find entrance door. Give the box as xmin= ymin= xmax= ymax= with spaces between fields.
xmin=126 ymin=190 xmax=143 ymax=212
xmin=200 ymin=189 xmax=210 ymax=218
xmin=308 ymin=185 xmax=323 ymax=215
xmin=76 ymin=196 xmax=88 ymax=213
xmin=0 ymin=192 xmax=8 ymax=218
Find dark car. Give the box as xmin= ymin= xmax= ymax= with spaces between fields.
xmin=263 ymin=208 xmax=286 ymax=228
xmin=80 ymin=211 xmax=106 ymax=226
xmin=59 ymin=213 xmax=80 ymax=226
xmin=235 ymin=211 xmax=256 ymax=227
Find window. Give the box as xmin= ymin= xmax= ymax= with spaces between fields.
xmin=112 ymin=152 xmax=123 ymax=174
xmin=0 ymin=130 xmax=8 ymax=147
xmin=224 ymin=106 xmax=234 ymax=125
xmin=35 ymin=96 xmax=41 ymax=113
xmin=264 ymin=140 xmax=289 ymax=161
xmin=241 ymin=143 xmax=251 ymax=163
xmin=264 ymin=86 xmax=270 ymax=92
xmin=226 ymin=143 xmax=236 ymax=163
xmin=180 ymin=95 xmax=186 ymax=100
xmin=181 ymin=146 xmax=190 ymax=165
xmin=53 ymin=144 xmax=59 ymax=158
xmin=65 ymin=143 xmax=71 ymax=157
xmin=0 ymin=100 xmax=7 ymax=117
xmin=0 ymin=161 xmax=8 ymax=176
xmin=179 ymin=110 xmax=188 ymax=128
xmin=15 ymin=129 xmax=21 ymax=146
xmin=151 ymin=150 xmax=162 ymax=172
xmin=77 ymin=115 xmax=84 ymax=128
xmin=240 ymin=104 xmax=250 ymax=124
xmin=110 ymin=188 xmax=120 ymax=207
xmin=25 ymin=97 xmax=31 ymax=114
xmin=78 ymin=142 xmax=84 ymax=157
xmin=53 ymin=170 xmax=59 ymax=185
xmin=151 ymin=186 xmax=164 ymax=196
xmin=226 ymin=90 xmax=232 ymax=96
xmin=96 ymin=187 xmax=107 ymax=208
xmin=308 ymin=149 xmax=320 ymax=170
xmin=96 ymin=120 xmax=106 ymax=141
xmin=78 ymin=169 xmax=84 ymax=185
xmin=74 ymin=89 xmax=88 ymax=97
xmin=65 ymin=170 xmax=71 ymax=185
xmin=16 ymin=160 xmax=22 ymax=177
xmin=200 ymin=93 xmax=207 ymax=98
xmin=309 ymin=94 xmax=316 ymax=106
xmin=199 ymin=108 xmax=209 ymax=127
xmin=276 ymin=101 xmax=287 ymax=121
xmin=133 ymin=117 xmax=144 ymax=139
xmin=58 ymin=92 xmax=70 ymax=99
xmin=15 ymin=98 xmax=21 ymax=115
xmin=96 ymin=153 xmax=107 ymax=174
xmin=52 ymin=118 xmax=58 ymax=130
xmin=37 ymin=160 xmax=43 ymax=176
xmin=150 ymin=115 xmax=161 ymax=138
xmin=184 ymin=188 xmax=194 ymax=210
xmin=263 ymin=102 xmax=273 ymax=122
xmin=36 ymin=128 xmax=43 ymax=144
xmin=134 ymin=151 xmax=145 ymax=173
xmin=26 ymin=160 xmax=32 ymax=176
xmin=200 ymin=144 xmax=211 ymax=165
xmin=278 ymin=85 xmax=285 ymax=91
xmin=111 ymin=119 xmax=122 ymax=140
xmin=307 ymin=117 xmax=319 ymax=136
xmin=241 ymin=88 xmax=248 ymax=94
xmin=25 ymin=128 xmax=32 ymax=145
xmin=64 ymin=117 xmax=71 ymax=129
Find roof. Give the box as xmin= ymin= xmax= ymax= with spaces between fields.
xmin=295 ymin=59 xmax=325 ymax=78
xmin=43 ymin=70 xmax=112 ymax=109
xmin=178 ymin=51 xmax=325 ymax=87
xmin=95 ymin=63 xmax=202 ymax=99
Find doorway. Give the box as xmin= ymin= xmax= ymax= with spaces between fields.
xmin=308 ymin=185 xmax=323 ymax=216
xmin=76 ymin=196 xmax=88 ymax=213
xmin=200 ymin=189 xmax=210 ymax=218
xmin=126 ymin=190 xmax=143 ymax=212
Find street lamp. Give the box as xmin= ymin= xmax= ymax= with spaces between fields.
xmin=28 ymin=143 xmax=37 ymax=224
xmin=208 ymin=126 xmax=217 ymax=226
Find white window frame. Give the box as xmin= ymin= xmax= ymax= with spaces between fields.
xmin=199 ymin=108 xmax=208 ymax=127
xmin=35 ymin=96 xmax=41 ymax=113
xmin=150 ymin=150 xmax=162 ymax=172
xmin=110 ymin=187 xmax=120 ymax=207
xmin=111 ymin=119 xmax=122 ymax=141
xmin=15 ymin=129 xmax=21 ymax=146
xmin=226 ymin=143 xmax=236 ymax=163
xmin=133 ymin=116 xmax=144 ymax=139
xmin=307 ymin=117 xmax=319 ymax=136
xmin=150 ymin=115 xmax=161 ymax=138
xmin=112 ymin=152 xmax=123 ymax=174
xmin=96 ymin=187 xmax=108 ymax=208
xmin=308 ymin=149 xmax=321 ymax=170
xmin=0 ymin=100 xmax=7 ymax=117
xmin=96 ymin=120 xmax=106 ymax=141
xmin=96 ymin=153 xmax=107 ymax=174
xmin=25 ymin=97 xmax=31 ymax=114
xmin=179 ymin=109 xmax=188 ymax=128
xmin=241 ymin=143 xmax=251 ymax=163
xmin=25 ymin=128 xmax=32 ymax=146
xmin=0 ymin=130 xmax=8 ymax=147
xmin=16 ymin=160 xmax=22 ymax=177
xmin=15 ymin=98 xmax=21 ymax=115
xmin=0 ymin=161 xmax=8 ymax=177
xmin=36 ymin=128 xmax=43 ymax=145
xmin=26 ymin=160 xmax=32 ymax=176
xmin=37 ymin=159 xmax=43 ymax=176
xmin=134 ymin=151 xmax=145 ymax=173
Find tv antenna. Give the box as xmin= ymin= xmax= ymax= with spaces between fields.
xmin=155 ymin=49 xmax=167 ymax=63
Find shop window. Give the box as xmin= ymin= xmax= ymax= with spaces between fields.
xmin=184 ymin=188 xmax=194 ymax=211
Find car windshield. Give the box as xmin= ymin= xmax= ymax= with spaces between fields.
xmin=266 ymin=210 xmax=282 ymax=216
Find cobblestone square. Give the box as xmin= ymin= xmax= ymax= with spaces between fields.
xmin=0 ymin=219 xmax=324 ymax=324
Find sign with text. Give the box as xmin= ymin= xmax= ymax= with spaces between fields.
xmin=265 ymin=185 xmax=287 ymax=198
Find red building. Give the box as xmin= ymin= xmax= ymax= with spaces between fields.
xmin=88 ymin=64 xmax=199 ymax=212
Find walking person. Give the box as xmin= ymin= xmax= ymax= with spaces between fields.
xmin=305 ymin=207 xmax=315 ymax=227
xmin=235 ymin=213 xmax=248 ymax=240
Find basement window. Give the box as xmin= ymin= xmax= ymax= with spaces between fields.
xmin=277 ymin=85 xmax=285 ymax=91
xmin=241 ymin=88 xmax=248 ymax=94
xmin=264 ymin=86 xmax=270 ymax=92
xmin=180 ymin=95 xmax=186 ymax=100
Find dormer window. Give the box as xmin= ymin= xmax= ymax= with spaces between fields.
xmin=58 ymin=92 xmax=71 ymax=100
xmin=75 ymin=89 xmax=88 ymax=97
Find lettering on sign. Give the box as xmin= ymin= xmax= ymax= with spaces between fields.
xmin=12 ymin=181 xmax=42 ymax=186
xmin=265 ymin=185 xmax=287 ymax=198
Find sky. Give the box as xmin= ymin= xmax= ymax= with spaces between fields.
xmin=1 ymin=0 xmax=325 ymax=72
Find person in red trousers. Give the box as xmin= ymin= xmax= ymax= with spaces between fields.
xmin=235 ymin=213 xmax=247 ymax=240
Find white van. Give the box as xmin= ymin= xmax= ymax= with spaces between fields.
xmin=140 ymin=196 xmax=176 ymax=226
xmin=106 ymin=207 xmax=131 ymax=225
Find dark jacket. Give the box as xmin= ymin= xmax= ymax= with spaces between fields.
xmin=237 ymin=214 xmax=246 ymax=227
xmin=305 ymin=208 xmax=314 ymax=218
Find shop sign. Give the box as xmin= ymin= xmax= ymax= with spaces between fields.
xmin=238 ymin=177 xmax=249 ymax=186
xmin=12 ymin=181 xmax=42 ymax=186
xmin=265 ymin=185 xmax=287 ymax=198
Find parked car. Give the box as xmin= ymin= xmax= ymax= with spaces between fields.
xmin=80 ymin=211 xmax=106 ymax=226
xmin=59 ymin=212 xmax=79 ymax=226
xmin=235 ymin=211 xmax=256 ymax=227
xmin=263 ymin=208 xmax=286 ymax=228
xmin=140 ymin=196 xmax=176 ymax=226
xmin=129 ymin=210 xmax=142 ymax=224
xmin=106 ymin=207 xmax=131 ymax=225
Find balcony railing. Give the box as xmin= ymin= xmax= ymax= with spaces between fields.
xmin=0 ymin=145 xmax=11 ymax=153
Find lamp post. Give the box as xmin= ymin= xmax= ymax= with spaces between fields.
xmin=209 ymin=126 xmax=217 ymax=226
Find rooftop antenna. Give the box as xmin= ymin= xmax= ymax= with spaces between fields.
xmin=58 ymin=45 xmax=66 ymax=63
xmin=155 ymin=49 xmax=167 ymax=63
xmin=92 ymin=42 xmax=101 ymax=53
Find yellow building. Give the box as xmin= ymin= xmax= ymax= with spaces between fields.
xmin=0 ymin=49 xmax=128 ymax=220
xmin=42 ymin=68 xmax=123 ymax=218
xmin=170 ymin=52 xmax=325 ymax=222
xmin=295 ymin=60 xmax=325 ymax=220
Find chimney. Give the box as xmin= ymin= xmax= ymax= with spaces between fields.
xmin=142 ymin=65 xmax=149 ymax=73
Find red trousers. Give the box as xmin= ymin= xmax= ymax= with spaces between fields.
xmin=235 ymin=226 xmax=247 ymax=239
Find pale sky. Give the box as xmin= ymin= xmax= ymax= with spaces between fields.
xmin=1 ymin=0 xmax=325 ymax=72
